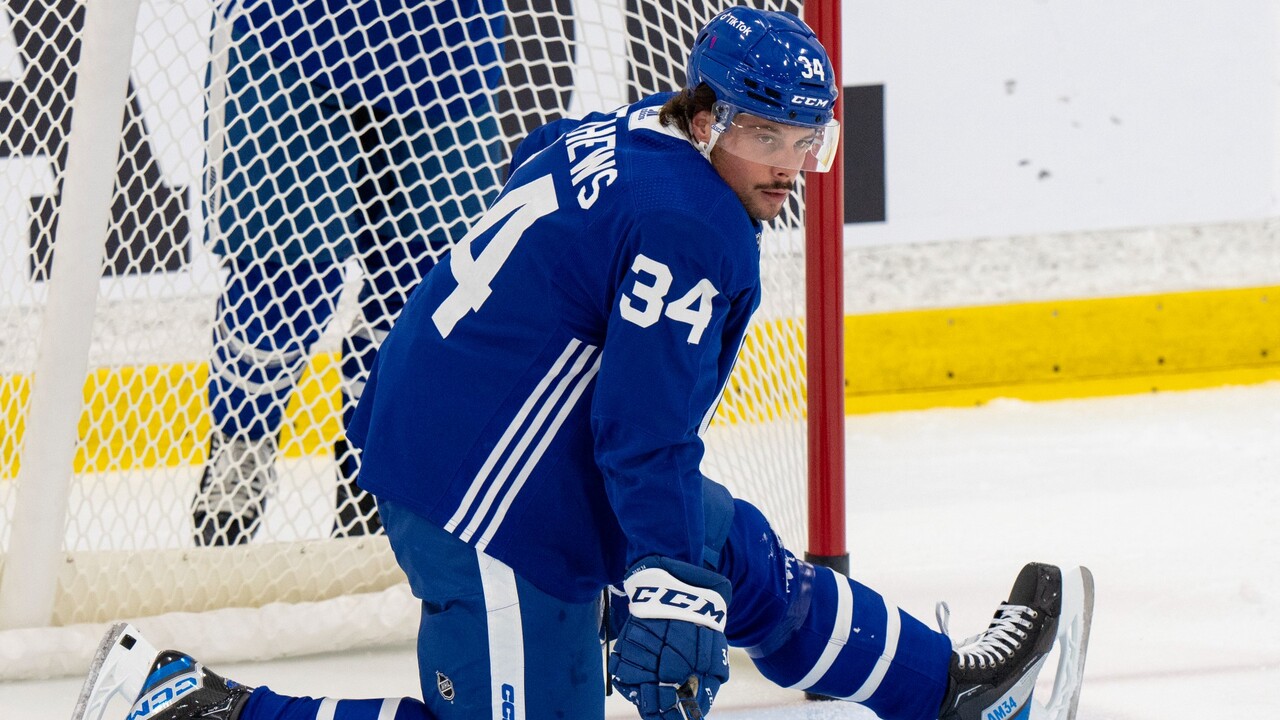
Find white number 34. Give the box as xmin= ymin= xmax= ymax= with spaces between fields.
xmin=619 ymin=254 xmax=719 ymax=344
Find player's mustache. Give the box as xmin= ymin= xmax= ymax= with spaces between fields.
xmin=757 ymin=182 xmax=794 ymax=192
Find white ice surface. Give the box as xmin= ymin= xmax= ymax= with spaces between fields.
xmin=2 ymin=382 xmax=1277 ymax=718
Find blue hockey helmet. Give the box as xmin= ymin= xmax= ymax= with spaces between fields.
xmin=686 ymin=7 xmax=840 ymax=171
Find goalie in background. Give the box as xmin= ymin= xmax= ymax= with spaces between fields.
xmin=192 ymin=0 xmax=507 ymax=545
xmin=76 ymin=6 xmax=1093 ymax=720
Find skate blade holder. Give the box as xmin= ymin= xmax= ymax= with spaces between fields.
xmin=1034 ymin=566 xmax=1096 ymax=720
xmin=71 ymin=622 xmax=160 ymax=720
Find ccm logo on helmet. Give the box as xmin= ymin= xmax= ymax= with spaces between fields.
xmin=792 ymin=95 xmax=831 ymax=108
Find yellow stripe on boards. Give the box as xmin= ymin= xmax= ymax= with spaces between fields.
xmin=0 ymin=285 xmax=1275 ymax=477
xmin=0 ymin=353 xmax=345 ymax=479
xmin=845 ymin=285 xmax=1280 ymax=413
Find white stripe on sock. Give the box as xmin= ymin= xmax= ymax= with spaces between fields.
xmin=377 ymin=698 xmax=402 ymax=720
xmin=843 ymin=598 xmax=902 ymax=702
xmin=786 ymin=567 xmax=852 ymax=690
xmin=315 ymin=698 xmax=338 ymax=720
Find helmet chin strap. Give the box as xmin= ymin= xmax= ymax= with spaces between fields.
xmin=694 ymin=123 xmax=727 ymax=163
xmin=694 ymin=137 xmax=713 ymax=161
xmin=692 ymin=101 xmax=734 ymax=163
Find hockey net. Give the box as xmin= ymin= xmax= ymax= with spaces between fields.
xmin=0 ymin=0 xmax=825 ymax=678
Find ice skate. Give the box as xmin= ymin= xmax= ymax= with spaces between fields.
xmin=937 ymin=563 xmax=1094 ymax=720
xmin=72 ymin=623 xmax=254 ymax=720
xmin=192 ymin=431 xmax=277 ymax=545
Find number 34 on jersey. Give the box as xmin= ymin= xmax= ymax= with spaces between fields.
xmin=432 ymin=173 xmax=720 ymax=346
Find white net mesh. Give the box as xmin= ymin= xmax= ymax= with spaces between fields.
xmin=0 ymin=0 xmax=815 ymax=669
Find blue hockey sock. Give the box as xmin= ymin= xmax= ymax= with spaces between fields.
xmin=748 ymin=564 xmax=953 ymax=720
xmin=241 ymin=687 xmax=433 ymax=720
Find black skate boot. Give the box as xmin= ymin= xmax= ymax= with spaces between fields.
xmin=937 ymin=563 xmax=1062 ymax=720
xmin=192 ymin=431 xmax=277 ymax=546
xmin=128 ymin=650 xmax=254 ymax=720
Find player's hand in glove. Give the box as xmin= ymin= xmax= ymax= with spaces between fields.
xmin=608 ymin=556 xmax=732 ymax=720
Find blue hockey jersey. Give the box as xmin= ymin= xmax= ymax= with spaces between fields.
xmin=221 ymin=0 xmax=505 ymax=120
xmin=348 ymin=93 xmax=764 ymax=602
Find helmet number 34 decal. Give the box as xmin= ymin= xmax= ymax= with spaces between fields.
xmin=796 ymin=55 xmax=826 ymax=81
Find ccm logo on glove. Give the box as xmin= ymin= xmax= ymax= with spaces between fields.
xmin=624 ymin=567 xmax=728 ymax=631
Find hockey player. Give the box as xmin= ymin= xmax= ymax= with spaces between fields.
xmin=76 ymin=7 xmax=1093 ymax=720
xmin=193 ymin=0 xmax=506 ymax=544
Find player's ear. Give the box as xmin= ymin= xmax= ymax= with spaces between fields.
xmin=691 ymin=110 xmax=714 ymax=145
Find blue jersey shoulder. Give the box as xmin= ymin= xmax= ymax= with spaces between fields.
xmin=510 ymin=93 xmax=760 ymax=266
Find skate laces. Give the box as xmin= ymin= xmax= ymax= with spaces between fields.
xmin=936 ymin=600 xmax=1038 ymax=670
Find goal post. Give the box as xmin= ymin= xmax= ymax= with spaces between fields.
xmin=802 ymin=0 xmax=848 ymax=576
xmin=0 ymin=0 xmax=845 ymax=678
xmin=0 ymin=0 xmax=144 ymax=631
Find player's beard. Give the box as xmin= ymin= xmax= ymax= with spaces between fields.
xmin=708 ymin=146 xmax=795 ymax=221
xmin=734 ymin=180 xmax=794 ymax=222
xmin=753 ymin=180 xmax=794 ymax=221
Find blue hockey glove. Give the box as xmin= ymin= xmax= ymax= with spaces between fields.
xmin=608 ymin=556 xmax=732 ymax=720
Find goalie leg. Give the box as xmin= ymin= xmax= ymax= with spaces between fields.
xmin=200 ymin=20 xmax=360 ymax=546
xmin=196 ymin=256 xmax=345 ymax=545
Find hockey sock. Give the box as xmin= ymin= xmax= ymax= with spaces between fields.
xmin=748 ymin=563 xmax=953 ymax=720
xmin=240 ymin=688 xmax=433 ymax=720
xmin=209 ymin=256 xmax=344 ymax=438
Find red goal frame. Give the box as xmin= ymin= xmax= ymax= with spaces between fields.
xmin=803 ymin=0 xmax=848 ymax=574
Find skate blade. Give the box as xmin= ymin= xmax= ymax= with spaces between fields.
xmin=1033 ymin=566 xmax=1095 ymax=720
xmin=70 ymin=622 xmax=158 ymax=720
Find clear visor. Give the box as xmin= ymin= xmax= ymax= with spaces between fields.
xmin=708 ymin=104 xmax=840 ymax=173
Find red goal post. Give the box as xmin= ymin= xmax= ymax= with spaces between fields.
xmin=803 ymin=0 xmax=848 ymax=576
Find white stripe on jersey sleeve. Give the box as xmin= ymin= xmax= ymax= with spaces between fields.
xmin=476 ymin=350 xmax=601 ymax=549
xmin=445 ymin=339 xmax=589 ymax=535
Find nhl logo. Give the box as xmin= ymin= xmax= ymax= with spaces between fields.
xmin=436 ymin=671 xmax=455 ymax=702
